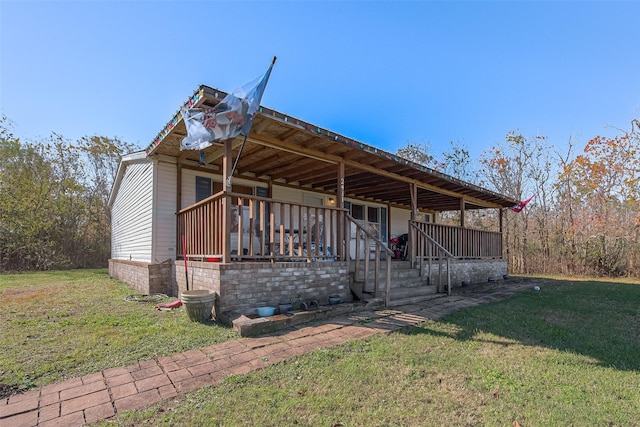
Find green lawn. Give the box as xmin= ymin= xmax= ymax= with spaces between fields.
xmin=2 ymin=271 xmax=639 ymax=426
xmin=100 ymin=278 xmax=640 ymax=427
xmin=0 ymin=269 xmax=238 ymax=391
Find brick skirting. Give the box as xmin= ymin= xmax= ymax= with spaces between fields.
xmin=419 ymin=258 xmax=507 ymax=285
xmin=108 ymin=260 xmax=172 ymax=295
xmin=109 ymin=258 xmax=505 ymax=321
xmin=109 ymin=259 xmax=352 ymax=319
xmin=174 ymin=261 xmax=352 ymax=317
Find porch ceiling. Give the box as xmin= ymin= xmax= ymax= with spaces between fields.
xmin=147 ymin=86 xmax=518 ymax=212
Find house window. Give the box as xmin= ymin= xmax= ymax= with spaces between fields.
xmin=195 ymin=176 xmax=212 ymax=202
xmin=196 ymin=177 xmax=253 ymax=205
xmin=347 ymin=203 xmax=387 ymax=242
xmin=351 ymin=203 xmax=364 ymax=220
xmin=366 ymin=206 xmax=381 ymax=241
xmin=380 ymin=207 xmax=388 ymax=243
xmin=367 ymin=206 xmax=378 ymax=223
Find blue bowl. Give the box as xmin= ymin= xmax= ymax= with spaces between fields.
xmin=257 ymin=306 xmax=276 ymax=317
xmin=328 ymin=295 xmax=341 ymax=305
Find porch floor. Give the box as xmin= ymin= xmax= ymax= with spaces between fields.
xmin=1 ymin=277 xmax=542 ymax=427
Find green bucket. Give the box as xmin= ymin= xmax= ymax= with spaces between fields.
xmin=181 ymin=290 xmax=216 ymax=322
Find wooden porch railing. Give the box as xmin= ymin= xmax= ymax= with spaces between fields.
xmin=345 ymin=214 xmax=394 ymax=307
xmin=177 ymin=192 xmax=346 ymax=262
xmin=177 ymin=191 xmax=226 ymax=260
xmin=410 ymin=221 xmax=454 ymax=296
xmin=410 ymin=221 xmax=502 ymax=259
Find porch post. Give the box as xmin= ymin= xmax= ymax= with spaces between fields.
xmin=222 ymin=140 xmax=233 ymax=263
xmin=410 ymin=183 xmax=417 ymax=222
xmin=499 ymin=208 xmax=504 ymax=259
xmin=410 ymin=182 xmax=417 ymax=267
xmin=337 ymin=161 xmax=345 ymax=261
xmin=176 ymin=162 xmax=182 ymax=259
xmin=459 ymin=198 xmax=465 ymax=258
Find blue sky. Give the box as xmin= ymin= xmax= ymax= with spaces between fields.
xmin=1 ymin=1 xmax=639 ymax=161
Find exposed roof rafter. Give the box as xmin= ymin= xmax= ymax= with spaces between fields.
xmin=145 ymin=85 xmax=519 ymax=211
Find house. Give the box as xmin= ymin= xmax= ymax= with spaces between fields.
xmin=108 ymin=85 xmax=518 ymax=319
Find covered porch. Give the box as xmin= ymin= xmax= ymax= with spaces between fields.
xmin=173 ymin=190 xmax=507 ymax=315
xmin=143 ymin=85 xmax=518 ymax=315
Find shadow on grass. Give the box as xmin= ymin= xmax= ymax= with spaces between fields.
xmin=402 ymin=278 xmax=640 ymax=372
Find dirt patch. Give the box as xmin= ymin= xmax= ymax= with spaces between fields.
xmin=0 ymin=383 xmax=20 ymax=399
xmin=1 ymin=286 xmax=52 ymax=304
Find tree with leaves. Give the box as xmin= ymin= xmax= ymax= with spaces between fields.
xmin=559 ymin=121 xmax=640 ymax=275
xmin=479 ymin=131 xmax=555 ymax=274
xmin=0 ymin=116 xmax=138 ymax=271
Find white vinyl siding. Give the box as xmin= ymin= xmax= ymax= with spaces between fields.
xmin=153 ymin=159 xmax=177 ymax=261
xmin=181 ymin=169 xmax=263 ymax=209
xmin=272 ymin=185 xmax=299 ymax=203
xmin=389 ymin=206 xmax=431 ymax=239
xmin=111 ymin=161 xmax=153 ymax=261
xmin=181 ymin=169 xmax=217 ymax=209
xmin=390 ymin=206 xmax=410 ymax=238
xmin=272 ymin=185 xmax=333 ymax=207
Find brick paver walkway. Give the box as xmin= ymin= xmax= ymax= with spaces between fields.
xmin=1 ymin=280 xmax=536 ymax=427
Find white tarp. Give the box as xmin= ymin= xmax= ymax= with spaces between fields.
xmin=181 ymin=57 xmax=276 ymax=151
